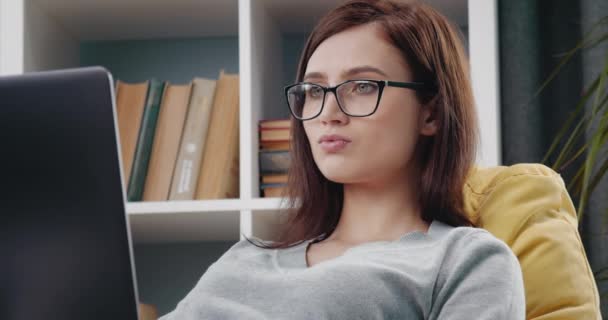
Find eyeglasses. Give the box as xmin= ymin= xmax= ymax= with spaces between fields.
xmin=284 ymin=79 xmax=432 ymax=121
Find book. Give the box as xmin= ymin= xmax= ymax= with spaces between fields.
xmin=259 ymin=118 xmax=290 ymax=129
xmin=195 ymin=71 xmax=240 ymax=199
xmin=261 ymin=173 xmax=288 ymax=184
xmin=260 ymin=183 xmax=287 ymax=198
xmin=115 ymin=80 xmax=149 ymax=189
xmin=138 ymin=303 xmax=158 ymax=320
xmin=260 ymin=140 xmax=290 ymax=150
xmin=259 ymin=149 xmax=290 ymax=174
xmin=142 ymin=81 xmax=193 ymax=201
xmin=127 ymin=79 xmax=166 ymax=202
xmin=169 ymin=77 xmax=217 ymax=200
xmin=260 ymin=127 xmax=291 ymax=142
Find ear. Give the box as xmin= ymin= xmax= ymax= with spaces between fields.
xmin=419 ymin=103 xmax=438 ymax=136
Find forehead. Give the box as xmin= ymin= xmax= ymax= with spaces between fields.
xmin=305 ymin=23 xmax=410 ymax=81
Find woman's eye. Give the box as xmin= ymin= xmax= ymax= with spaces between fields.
xmin=308 ymin=87 xmax=323 ymax=98
xmin=355 ymin=83 xmax=375 ymax=94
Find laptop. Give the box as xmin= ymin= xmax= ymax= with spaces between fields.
xmin=0 ymin=66 xmax=140 ymax=320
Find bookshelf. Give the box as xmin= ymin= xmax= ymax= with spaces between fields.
xmin=0 ymin=0 xmax=500 ymax=315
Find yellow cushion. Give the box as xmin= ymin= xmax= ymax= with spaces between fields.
xmin=463 ymin=163 xmax=601 ymax=319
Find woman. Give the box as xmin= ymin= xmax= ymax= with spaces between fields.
xmin=159 ymin=0 xmax=525 ymax=319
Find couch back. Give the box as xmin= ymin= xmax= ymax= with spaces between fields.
xmin=462 ymin=163 xmax=601 ymax=319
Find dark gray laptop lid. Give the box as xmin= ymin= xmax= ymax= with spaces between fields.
xmin=0 ymin=66 xmax=140 ymax=320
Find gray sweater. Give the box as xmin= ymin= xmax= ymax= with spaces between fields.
xmin=159 ymin=220 xmax=525 ymax=319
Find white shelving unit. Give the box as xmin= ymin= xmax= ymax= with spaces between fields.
xmin=0 ymin=0 xmax=500 ymax=313
xmin=0 ymin=0 xmax=500 ymax=314
xmin=0 ymin=0 xmax=500 ymax=244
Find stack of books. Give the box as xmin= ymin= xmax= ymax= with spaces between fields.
xmin=115 ymin=70 xmax=239 ymax=202
xmin=138 ymin=303 xmax=158 ymax=320
xmin=258 ymin=118 xmax=291 ymax=197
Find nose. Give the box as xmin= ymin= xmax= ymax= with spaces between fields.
xmin=318 ymin=90 xmax=349 ymax=125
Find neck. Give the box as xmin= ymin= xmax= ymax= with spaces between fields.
xmin=327 ymin=165 xmax=429 ymax=245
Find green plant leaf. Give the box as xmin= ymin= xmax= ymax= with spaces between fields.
xmin=585 ymin=114 xmax=608 ymax=196
xmin=567 ymin=163 xmax=584 ymax=194
xmin=552 ymin=80 xmax=608 ymax=169
xmin=530 ymin=22 xmax=608 ymax=107
xmin=587 ymin=157 xmax=608 ymax=198
xmin=563 ymin=93 xmax=608 ymax=168
xmin=553 ymin=115 xmax=588 ymax=170
xmin=576 ymin=51 xmax=608 ymax=218
xmin=578 ymin=124 xmax=603 ymax=218
xmin=591 ymin=51 xmax=608 ymax=116
xmin=542 ymin=78 xmax=600 ymax=165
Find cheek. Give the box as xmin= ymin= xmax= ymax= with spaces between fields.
xmin=362 ymin=114 xmax=419 ymax=170
xmin=365 ymin=96 xmax=421 ymax=161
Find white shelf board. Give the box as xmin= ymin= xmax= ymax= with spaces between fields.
xmin=247 ymin=197 xmax=293 ymax=211
xmin=127 ymin=199 xmax=242 ymax=243
xmin=125 ymin=198 xmax=293 ymax=215
xmin=128 ymin=210 xmax=240 ymax=244
xmin=262 ymin=0 xmax=467 ymax=33
xmin=126 ymin=198 xmax=244 ymax=214
xmin=28 ymin=0 xmax=239 ymax=41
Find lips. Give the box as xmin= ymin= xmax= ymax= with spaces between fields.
xmin=318 ymin=134 xmax=351 ymax=143
xmin=318 ymin=134 xmax=351 ymax=152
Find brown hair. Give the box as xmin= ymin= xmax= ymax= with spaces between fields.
xmin=247 ymin=0 xmax=479 ymax=249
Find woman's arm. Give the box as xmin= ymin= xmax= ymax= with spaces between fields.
xmin=428 ymin=230 xmax=526 ymax=319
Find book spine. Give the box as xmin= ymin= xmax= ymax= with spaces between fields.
xmin=260 ymin=127 xmax=291 ymax=131
xmin=195 ymin=72 xmax=240 ymax=199
xmin=259 ymin=150 xmax=290 ymax=174
xmin=260 ymin=182 xmax=287 ymax=188
xmin=260 ymin=183 xmax=287 ymax=198
xmin=115 ymin=80 xmax=149 ymax=189
xmin=142 ymin=82 xmax=192 ymax=201
xmin=259 ymin=118 xmax=290 ymax=123
xmin=260 ymin=139 xmax=290 ymax=143
xmin=258 ymin=118 xmax=291 ymax=129
xmin=169 ymin=78 xmax=217 ymax=200
xmin=259 ymin=127 xmax=291 ymax=142
xmin=127 ymin=79 xmax=165 ymax=201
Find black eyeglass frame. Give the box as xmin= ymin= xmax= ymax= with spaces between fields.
xmin=284 ymin=79 xmax=433 ymax=121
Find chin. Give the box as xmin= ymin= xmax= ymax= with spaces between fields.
xmin=312 ymin=149 xmax=365 ymax=183
xmin=318 ymin=165 xmax=362 ymax=184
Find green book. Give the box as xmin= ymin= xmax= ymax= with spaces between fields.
xmin=127 ymin=79 xmax=166 ymax=201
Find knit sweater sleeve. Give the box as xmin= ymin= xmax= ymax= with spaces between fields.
xmin=428 ymin=230 xmax=526 ymax=319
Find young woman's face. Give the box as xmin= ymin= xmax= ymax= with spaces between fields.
xmin=302 ymin=23 xmax=436 ymax=184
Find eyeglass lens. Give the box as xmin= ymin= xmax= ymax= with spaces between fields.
xmin=287 ymin=80 xmax=380 ymax=119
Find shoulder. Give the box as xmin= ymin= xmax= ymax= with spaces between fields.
xmin=436 ymin=225 xmax=522 ymax=280
xmin=441 ymin=226 xmax=518 ymax=261
xmin=429 ymin=226 xmax=526 ymax=318
xmin=429 ymin=221 xmax=520 ymax=272
xmin=213 ymin=236 xmax=277 ymax=264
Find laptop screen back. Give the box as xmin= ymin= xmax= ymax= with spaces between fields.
xmin=0 ymin=67 xmax=140 ymax=320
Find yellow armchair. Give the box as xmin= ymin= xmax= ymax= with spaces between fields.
xmin=463 ymin=163 xmax=602 ymax=319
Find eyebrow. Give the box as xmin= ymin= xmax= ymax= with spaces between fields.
xmin=303 ymin=65 xmax=389 ymax=82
